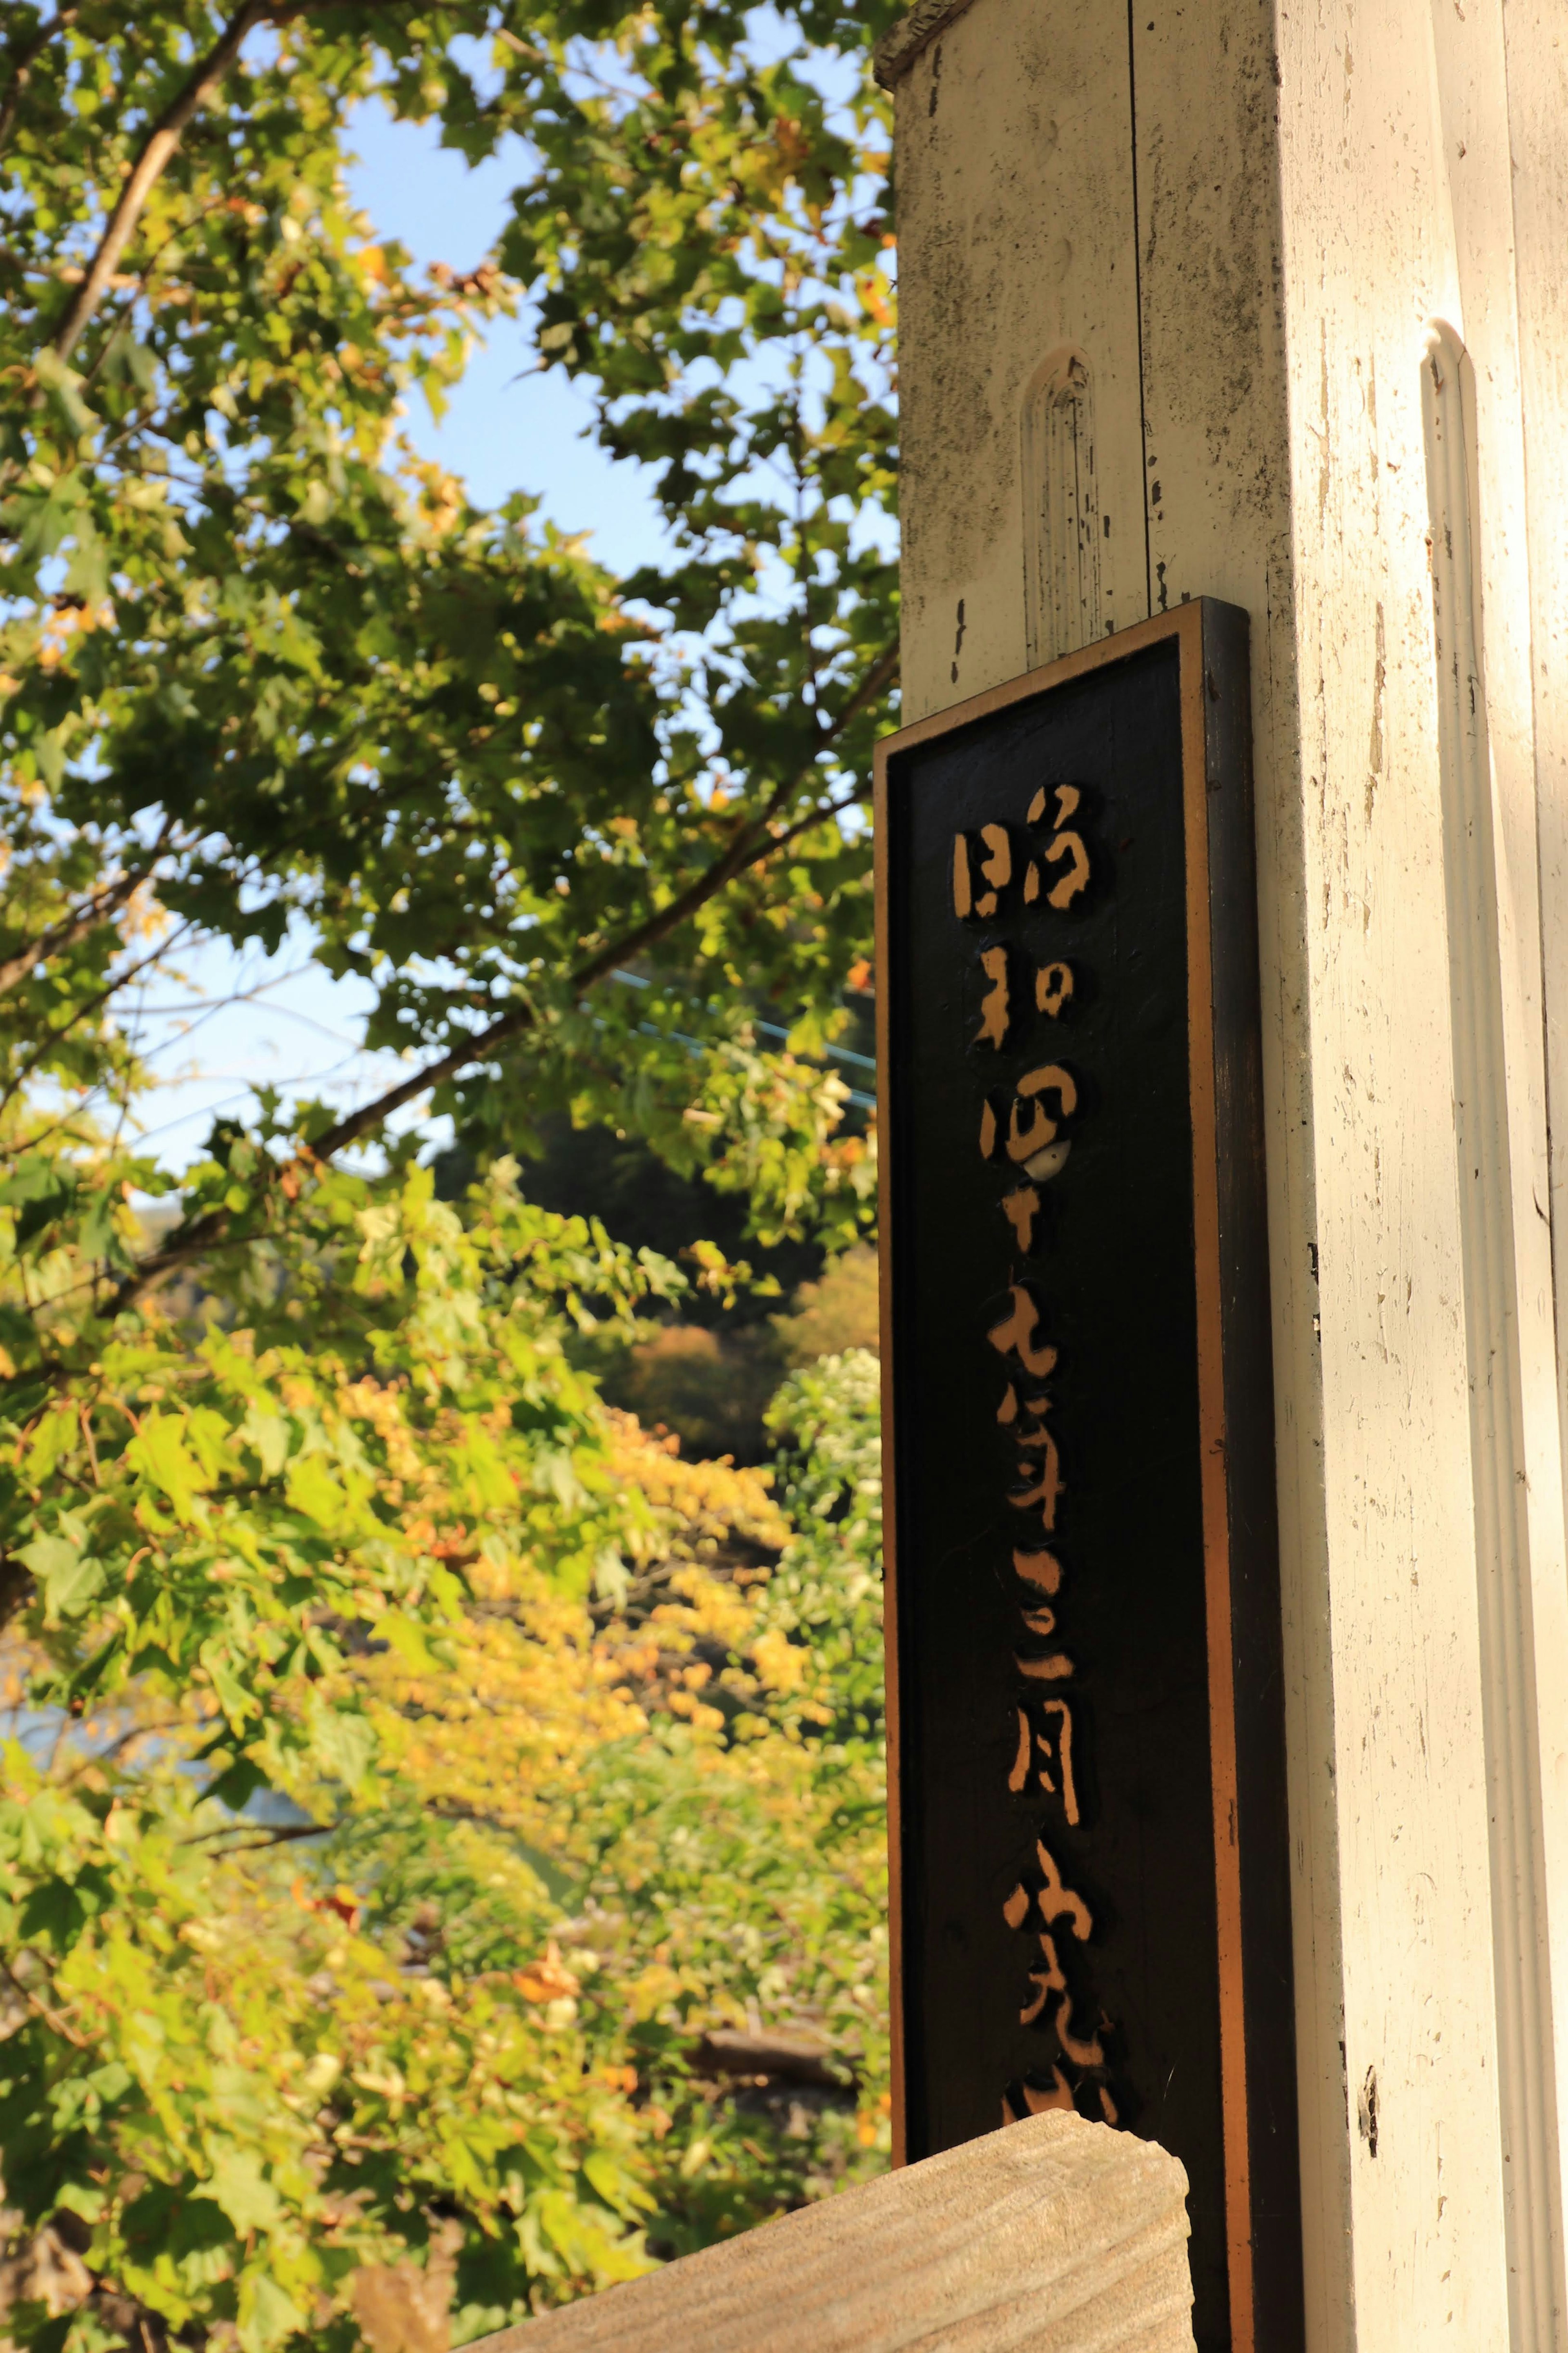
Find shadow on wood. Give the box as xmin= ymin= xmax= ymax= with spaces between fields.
xmin=469 ymin=2111 xmax=1196 ymax=2351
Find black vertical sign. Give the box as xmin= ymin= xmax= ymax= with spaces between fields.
xmin=874 ymin=604 xmax=1303 ymax=2353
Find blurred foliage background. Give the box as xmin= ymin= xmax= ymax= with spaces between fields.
xmin=0 ymin=1 xmax=900 ymax=2344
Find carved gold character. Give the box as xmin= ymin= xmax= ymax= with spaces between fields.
xmin=1027 ymin=784 xmax=1091 ymax=909
xmin=1045 ymin=830 xmax=1091 ymax=908
xmin=1020 ymin=1930 xmax=1067 ymax=2026
xmin=1007 ymin=1064 xmax=1077 ymax=1167
xmin=1020 ymin=1697 xmax=1080 ymax=1818
xmin=987 ymin=1287 xmax=1058 ymax=1379
xmin=1036 ymin=1839 xmax=1094 ymax=1940
xmin=1011 ymin=1472 xmax=1065 ymax=1531
xmin=976 ymin=822 xmax=1011 ymax=918
xmin=1008 ymin=1707 xmax=1031 ymax=1794
xmin=979 ymin=1067 xmax=1077 ymax=1173
xmin=1012 ymin=1410 xmax=1063 ymax=1527
xmin=1036 ymin=961 xmax=1073 ymax=1018
xmin=956 ymin=824 xmax=1013 ymax=921
xmin=952 ymin=834 xmax=973 ymax=919
xmin=1003 ymin=1184 xmax=1040 ymax=1253
xmin=1028 ymin=783 xmax=1081 ymax=827
xmin=1054 ymin=1998 xmax=1106 ymax=2071
xmin=976 ymin=945 xmax=1010 ymax=1048
xmin=1013 ymin=1546 xmax=1063 ymax=1594
xmin=1002 ymin=1882 xmax=1031 ymax=1931
xmin=1044 ymin=1699 xmax=1081 ymax=1825
xmin=1016 ymin=1650 xmax=1073 ymax=1683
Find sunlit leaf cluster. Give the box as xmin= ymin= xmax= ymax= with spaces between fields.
xmin=0 ymin=1 xmax=900 ymax=2342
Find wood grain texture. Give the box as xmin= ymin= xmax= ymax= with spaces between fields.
xmin=467 ymin=2113 xmax=1196 ymax=2352
xmin=1494 ymin=20 xmax=1568 ymax=2348
xmin=888 ymin=0 xmax=1145 ymax=727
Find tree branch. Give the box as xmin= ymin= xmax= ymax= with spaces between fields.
xmin=51 ymin=1 xmax=268 ymax=365
xmin=307 ymin=642 xmax=898 ymax=1159
xmin=0 ymin=1955 xmax=90 ymax=2048
xmin=190 ymin=1820 xmax=329 ymax=1852
xmin=99 ymin=644 xmax=899 ymax=1318
xmin=0 ymin=1552 xmax=31 ymax=1632
xmin=0 ymin=915 xmax=196 ymax=1137
xmin=0 ymin=824 xmax=173 ymax=999
xmin=80 ymin=197 xmax=232 ymax=385
xmin=62 ymin=1717 xmax=186 ymax=1780
xmin=0 ymin=8 xmax=78 ymax=159
xmin=813 ymin=637 xmax=900 ymax=743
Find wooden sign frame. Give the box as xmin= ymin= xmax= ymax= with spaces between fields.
xmin=873 ymin=602 xmax=1303 ymax=2353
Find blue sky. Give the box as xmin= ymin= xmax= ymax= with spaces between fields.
xmin=128 ymin=103 xmax=671 ymax=1171
xmin=345 ymin=104 xmax=671 ymax=571
xmin=124 ymin=38 xmax=891 ymax=1175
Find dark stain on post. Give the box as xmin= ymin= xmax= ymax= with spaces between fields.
xmin=1358 ymin=2065 xmax=1379 ymax=2158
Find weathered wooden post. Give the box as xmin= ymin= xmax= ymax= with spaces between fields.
xmin=873 ymin=2 xmax=1568 ymax=2349
xmin=473 ymin=2110 xmax=1199 ymax=2351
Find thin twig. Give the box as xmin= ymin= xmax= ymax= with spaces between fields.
xmin=0 ymin=1954 xmax=89 ymax=2048
xmin=299 ymin=643 xmax=899 ymax=1161
xmin=52 ymin=2 xmax=269 ymax=364
xmin=190 ymin=1820 xmax=329 ymax=1852
xmin=0 ymin=7 xmax=78 ymax=158
xmin=94 ymin=642 xmax=899 ymax=1318
xmin=29 ymin=0 xmax=423 ymax=364
xmin=0 ymin=916 xmax=200 ymax=1136
xmin=60 ymin=1712 xmax=181 ymax=1781
xmin=80 ymin=198 xmax=233 ymax=387
xmin=0 ymin=820 xmax=174 ymax=998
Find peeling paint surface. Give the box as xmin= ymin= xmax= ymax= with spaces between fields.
xmin=891 ymin=0 xmax=1568 ymax=2345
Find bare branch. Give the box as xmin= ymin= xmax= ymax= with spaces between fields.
xmin=0 ymin=8 xmax=78 ymax=158
xmin=52 ymin=2 xmax=268 ymax=365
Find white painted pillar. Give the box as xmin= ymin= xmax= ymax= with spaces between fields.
xmin=877 ymin=2 xmax=1568 ymax=2345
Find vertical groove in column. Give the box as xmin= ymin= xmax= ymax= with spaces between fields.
xmin=1125 ymin=0 xmax=1152 ymax=620
xmin=1021 ymin=348 xmax=1103 ymax=667
xmin=1423 ymin=318 xmax=1563 ymax=2353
